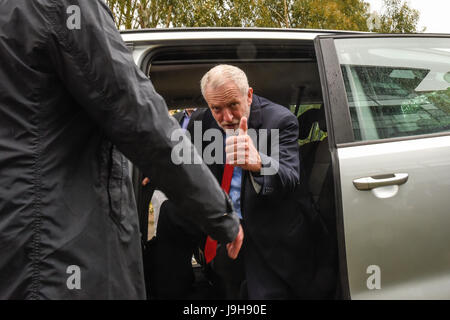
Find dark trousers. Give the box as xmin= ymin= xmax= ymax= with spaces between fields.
xmin=242 ymin=232 xmax=297 ymax=299
xmin=147 ymin=200 xmax=200 ymax=299
xmin=147 ymin=200 xmax=246 ymax=299
xmin=147 ymin=200 xmax=297 ymax=300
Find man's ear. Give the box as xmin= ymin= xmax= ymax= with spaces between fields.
xmin=247 ymin=87 xmax=253 ymax=105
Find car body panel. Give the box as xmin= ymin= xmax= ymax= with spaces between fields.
xmin=339 ymin=135 xmax=450 ymax=299
xmin=315 ymin=34 xmax=450 ymax=299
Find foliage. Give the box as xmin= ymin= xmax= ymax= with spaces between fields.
xmin=105 ymin=0 xmax=176 ymax=28
xmin=105 ymin=0 xmax=423 ymax=33
xmin=290 ymin=0 xmax=370 ymax=31
xmin=370 ymin=0 xmax=424 ymax=33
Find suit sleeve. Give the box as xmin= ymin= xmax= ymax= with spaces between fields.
xmin=41 ymin=0 xmax=239 ymax=243
xmin=172 ymin=111 xmax=184 ymax=124
xmin=252 ymin=112 xmax=300 ymax=196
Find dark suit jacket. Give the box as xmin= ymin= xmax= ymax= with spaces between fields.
xmin=172 ymin=110 xmax=185 ymax=123
xmin=189 ymin=95 xmax=315 ymax=297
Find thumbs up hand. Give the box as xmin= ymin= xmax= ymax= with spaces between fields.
xmin=225 ymin=117 xmax=262 ymax=172
xmin=238 ymin=116 xmax=248 ymax=136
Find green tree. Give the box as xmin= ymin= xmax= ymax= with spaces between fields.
xmin=106 ymin=0 xmax=177 ymax=29
xmin=170 ymin=0 xmax=371 ymax=29
xmin=106 ymin=0 xmax=137 ymax=29
xmin=290 ymin=0 xmax=370 ymax=30
xmin=105 ymin=0 xmax=422 ymax=33
xmin=370 ymin=0 xmax=424 ymax=33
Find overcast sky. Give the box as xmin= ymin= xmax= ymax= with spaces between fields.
xmin=365 ymin=0 xmax=450 ymax=33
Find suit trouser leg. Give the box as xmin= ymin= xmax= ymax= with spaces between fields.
xmin=148 ymin=200 xmax=204 ymax=299
xmin=212 ymin=233 xmax=247 ymax=300
xmin=243 ymin=232 xmax=295 ymax=300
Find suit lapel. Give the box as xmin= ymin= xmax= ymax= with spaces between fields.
xmin=202 ymin=110 xmax=225 ymax=182
xmin=248 ymin=95 xmax=263 ymax=131
xmin=240 ymin=96 xmax=263 ymax=217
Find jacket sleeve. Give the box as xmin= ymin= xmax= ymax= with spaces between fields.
xmin=40 ymin=0 xmax=239 ymax=243
xmin=252 ymin=112 xmax=300 ymax=196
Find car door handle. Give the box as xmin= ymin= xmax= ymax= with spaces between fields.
xmin=353 ymin=173 xmax=409 ymax=191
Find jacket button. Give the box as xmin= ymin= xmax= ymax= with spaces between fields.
xmin=264 ymin=187 xmax=273 ymax=193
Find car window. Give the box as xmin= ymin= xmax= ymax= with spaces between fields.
xmin=335 ymin=37 xmax=450 ymax=142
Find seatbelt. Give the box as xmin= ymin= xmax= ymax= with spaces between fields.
xmin=204 ymin=163 xmax=234 ymax=264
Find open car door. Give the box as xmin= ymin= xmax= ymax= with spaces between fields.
xmin=315 ymin=34 xmax=450 ymax=299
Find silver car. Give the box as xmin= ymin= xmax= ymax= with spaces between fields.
xmin=122 ymin=28 xmax=450 ymax=299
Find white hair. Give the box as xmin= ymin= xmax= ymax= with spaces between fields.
xmin=200 ymin=65 xmax=249 ymax=98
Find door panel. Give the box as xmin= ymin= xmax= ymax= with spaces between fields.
xmin=316 ymin=35 xmax=450 ymax=299
xmin=339 ymin=136 xmax=450 ymax=299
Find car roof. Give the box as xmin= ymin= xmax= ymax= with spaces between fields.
xmin=120 ymin=27 xmax=365 ymax=43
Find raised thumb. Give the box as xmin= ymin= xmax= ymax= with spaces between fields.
xmin=239 ymin=117 xmax=248 ymax=136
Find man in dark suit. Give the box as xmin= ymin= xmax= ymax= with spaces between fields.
xmin=173 ymin=108 xmax=196 ymax=129
xmin=142 ymin=108 xmax=197 ymax=236
xmin=142 ymin=106 xmax=242 ymax=299
xmin=152 ymin=65 xmax=309 ymax=299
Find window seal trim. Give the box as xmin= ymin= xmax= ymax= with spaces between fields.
xmin=336 ymin=130 xmax=450 ymax=148
xmin=318 ymin=33 xmax=450 ymax=40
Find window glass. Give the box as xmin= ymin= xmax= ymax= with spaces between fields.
xmin=335 ymin=38 xmax=450 ymax=141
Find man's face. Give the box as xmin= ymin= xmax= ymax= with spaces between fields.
xmin=204 ymin=81 xmax=253 ymax=131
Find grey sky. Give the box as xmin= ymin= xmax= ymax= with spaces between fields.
xmin=365 ymin=0 xmax=450 ymax=33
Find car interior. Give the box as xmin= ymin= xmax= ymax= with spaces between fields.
xmin=132 ymin=39 xmax=342 ymax=299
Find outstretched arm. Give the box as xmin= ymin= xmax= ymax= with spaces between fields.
xmin=41 ymin=0 xmax=240 ymax=243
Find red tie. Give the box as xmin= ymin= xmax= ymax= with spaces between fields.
xmin=204 ymin=163 xmax=234 ymax=264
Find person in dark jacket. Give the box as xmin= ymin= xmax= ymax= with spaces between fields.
xmin=0 ymin=0 xmax=242 ymax=299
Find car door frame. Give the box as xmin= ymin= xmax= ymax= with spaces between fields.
xmin=314 ymin=35 xmax=354 ymax=300
xmin=314 ymin=33 xmax=450 ymax=300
